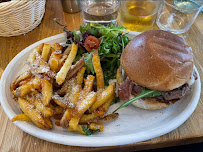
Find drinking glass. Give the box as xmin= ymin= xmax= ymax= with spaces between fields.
xmin=119 ymin=0 xmax=162 ymax=32
xmin=156 ymin=0 xmax=203 ymax=34
xmin=60 ymin=0 xmax=81 ymax=13
xmin=80 ymin=0 xmax=120 ymax=25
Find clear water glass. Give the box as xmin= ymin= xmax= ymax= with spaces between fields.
xmin=80 ymin=0 xmax=120 ymax=25
xmin=156 ymin=0 xmax=203 ymax=34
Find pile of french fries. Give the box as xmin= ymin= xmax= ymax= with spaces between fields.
xmin=11 ymin=42 xmax=118 ymax=135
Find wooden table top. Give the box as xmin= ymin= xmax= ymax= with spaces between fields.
xmin=0 ymin=1 xmax=202 ymax=151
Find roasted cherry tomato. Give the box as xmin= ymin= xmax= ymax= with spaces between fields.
xmin=84 ymin=35 xmax=100 ymax=52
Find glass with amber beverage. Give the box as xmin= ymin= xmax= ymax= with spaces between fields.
xmin=119 ymin=0 xmax=161 ymax=32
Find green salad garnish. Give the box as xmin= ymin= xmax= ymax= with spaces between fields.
xmin=76 ymin=23 xmax=130 ymax=85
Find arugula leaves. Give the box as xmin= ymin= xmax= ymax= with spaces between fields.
xmin=82 ymin=125 xmax=100 ymax=136
xmin=72 ymin=30 xmax=80 ymax=41
xmin=89 ymin=23 xmax=125 ymax=36
xmin=112 ymin=88 xmax=163 ymax=113
xmin=84 ymin=52 xmax=95 ymax=74
xmin=80 ymin=24 xmax=92 ymax=34
xmin=99 ymin=33 xmax=129 ymax=85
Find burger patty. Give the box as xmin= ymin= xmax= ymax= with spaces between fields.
xmin=118 ymin=77 xmax=191 ymax=101
xmin=155 ymin=83 xmax=190 ymax=101
xmin=155 ymin=70 xmax=197 ymax=101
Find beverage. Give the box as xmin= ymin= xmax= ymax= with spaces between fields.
xmin=82 ymin=1 xmax=120 ymax=25
xmin=174 ymin=0 xmax=200 ymax=9
xmin=120 ymin=0 xmax=160 ymax=32
xmin=174 ymin=0 xmax=201 ymax=13
xmin=156 ymin=0 xmax=203 ymax=34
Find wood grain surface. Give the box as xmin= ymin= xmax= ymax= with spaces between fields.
xmin=0 ymin=0 xmax=202 ymax=151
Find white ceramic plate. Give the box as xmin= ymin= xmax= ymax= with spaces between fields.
xmin=0 ymin=32 xmax=201 ymax=147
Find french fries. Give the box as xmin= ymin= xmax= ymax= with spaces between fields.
xmin=29 ymin=52 xmax=56 ymax=78
xmin=68 ymin=125 xmax=85 ymax=135
xmin=44 ymin=117 xmax=53 ymax=129
xmin=56 ymin=43 xmax=78 ymax=85
xmin=10 ymin=71 xmax=32 ymax=91
xmin=57 ymin=77 xmax=76 ymax=96
xmin=69 ymin=117 xmax=80 ymax=130
xmin=63 ymin=44 xmax=72 ymax=56
xmin=18 ymin=78 xmax=32 ymax=86
xmin=49 ymin=50 xmax=62 ymax=72
xmin=89 ymin=82 xmax=116 ymax=113
xmin=41 ymin=78 xmax=53 ymax=106
xmin=75 ymin=92 xmax=97 ymax=117
xmin=92 ymin=51 xmax=104 ymax=90
xmin=51 ymin=43 xmax=63 ymax=51
xmin=76 ymin=67 xmax=86 ymax=86
xmin=34 ymin=43 xmax=44 ymax=54
xmin=64 ymin=79 xmax=76 ymax=99
xmin=34 ymin=99 xmax=54 ymax=117
xmin=11 ymin=42 xmax=118 ymax=135
xmin=69 ymin=86 xmax=82 ymax=105
xmin=65 ymin=57 xmax=85 ymax=80
xmin=58 ymin=55 xmax=67 ymax=70
xmin=69 ymin=92 xmax=97 ymax=131
xmin=88 ymin=123 xmax=103 ymax=132
xmin=52 ymin=94 xmax=72 ymax=108
xmin=33 ymin=75 xmax=41 ymax=91
xmin=89 ymin=113 xmax=119 ymax=124
xmin=18 ymin=97 xmax=51 ymax=129
xmin=98 ymin=93 xmax=115 ymax=113
xmin=116 ymin=66 xmax=124 ymax=86
xmin=27 ymin=44 xmax=44 ymax=67
xmin=12 ymin=114 xmax=32 ymax=122
xmin=27 ymin=50 xmax=37 ymax=65
xmin=54 ymin=106 xmax=65 ymax=115
xmin=82 ymin=75 xmax=95 ymax=98
xmin=15 ymin=83 xmax=34 ymax=97
xmin=79 ymin=112 xmax=102 ymax=125
xmin=58 ymin=44 xmax=73 ymax=71
xmin=41 ymin=44 xmax=51 ymax=61
xmin=60 ymin=109 xmax=72 ymax=128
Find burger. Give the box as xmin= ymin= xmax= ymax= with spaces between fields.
xmin=117 ymin=30 xmax=197 ymax=110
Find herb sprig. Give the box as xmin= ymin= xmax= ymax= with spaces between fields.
xmin=113 ymin=88 xmax=163 ymax=113
xmin=82 ymin=125 xmax=100 ymax=136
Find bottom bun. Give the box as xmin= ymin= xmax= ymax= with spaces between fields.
xmin=131 ymin=97 xmax=178 ymax=110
